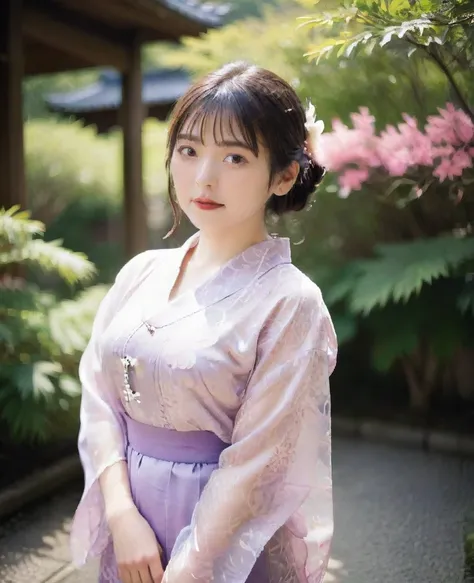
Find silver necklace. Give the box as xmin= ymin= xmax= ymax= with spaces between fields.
xmin=120 ymin=317 xmax=158 ymax=404
xmin=143 ymin=321 xmax=156 ymax=335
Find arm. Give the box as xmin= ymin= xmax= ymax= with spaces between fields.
xmin=70 ymin=251 xmax=154 ymax=566
xmin=164 ymin=292 xmax=337 ymax=583
xmin=99 ymin=461 xmax=135 ymax=525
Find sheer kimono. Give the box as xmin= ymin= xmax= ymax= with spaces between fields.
xmin=70 ymin=231 xmax=337 ymax=583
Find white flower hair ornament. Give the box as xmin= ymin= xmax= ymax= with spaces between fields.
xmin=304 ymin=101 xmax=325 ymax=163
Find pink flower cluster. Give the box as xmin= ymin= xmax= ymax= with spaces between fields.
xmin=318 ymin=103 xmax=474 ymax=197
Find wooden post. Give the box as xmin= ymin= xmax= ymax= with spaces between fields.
xmin=122 ymin=34 xmax=147 ymax=258
xmin=0 ymin=0 xmax=26 ymax=212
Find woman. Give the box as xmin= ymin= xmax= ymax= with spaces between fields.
xmin=70 ymin=61 xmax=337 ymax=583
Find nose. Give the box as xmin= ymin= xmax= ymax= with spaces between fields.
xmin=195 ymin=157 xmax=217 ymax=188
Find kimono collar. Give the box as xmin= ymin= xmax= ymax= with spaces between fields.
xmin=145 ymin=231 xmax=292 ymax=328
xmin=182 ymin=230 xmax=291 ymax=259
xmin=182 ymin=230 xmax=292 ymax=300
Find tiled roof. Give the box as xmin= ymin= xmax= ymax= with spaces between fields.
xmin=158 ymin=0 xmax=229 ymax=26
xmin=46 ymin=68 xmax=191 ymax=112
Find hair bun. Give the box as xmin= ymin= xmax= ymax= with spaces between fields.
xmin=267 ymin=154 xmax=325 ymax=215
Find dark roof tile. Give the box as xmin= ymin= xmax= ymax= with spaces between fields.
xmin=46 ymin=68 xmax=191 ymax=112
xmin=157 ymin=0 xmax=229 ymax=26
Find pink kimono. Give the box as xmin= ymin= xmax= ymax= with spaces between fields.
xmin=70 ymin=231 xmax=337 ymax=583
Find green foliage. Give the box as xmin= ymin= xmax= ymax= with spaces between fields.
xmin=158 ymin=1 xmax=447 ymax=126
xmin=338 ymin=235 xmax=474 ymax=314
xmin=296 ymin=1 xmax=474 ymax=408
xmin=0 ymin=206 xmax=96 ymax=283
xmin=25 ymin=120 xmax=121 ymax=224
xmin=310 ymin=219 xmax=474 ymax=376
xmin=315 ymin=264 xmax=474 ymax=377
xmin=0 ymin=207 xmax=105 ymax=443
xmin=26 ymin=117 xmax=169 ymax=217
xmin=365 ymin=276 xmax=472 ymax=372
xmin=44 ymin=198 xmax=123 ymax=285
xmin=458 ymin=277 xmax=474 ymax=316
xmin=23 ymin=69 xmax=99 ymax=120
xmin=0 ymin=205 xmax=44 ymax=242
xmin=0 ymin=361 xmax=79 ymax=443
xmin=158 ymin=4 xmax=307 ymax=79
xmin=225 ymin=0 xmax=294 ymax=20
xmin=300 ymin=0 xmax=474 ymax=62
xmin=144 ymin=1 xmax=298 ymax=71
xmin=48 ymin=285 xmax=108 ymax=357
xmin=25 ymin=118 xmax=170 ymax=280
xmin=300 ymin=0 xmax=473 ymax=115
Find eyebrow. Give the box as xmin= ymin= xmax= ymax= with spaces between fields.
xmin=176 ymin=132 xmax=253 ymax=152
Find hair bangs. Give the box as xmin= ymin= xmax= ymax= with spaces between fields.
xmin=173 ymin=89 xmax=262 ymax=156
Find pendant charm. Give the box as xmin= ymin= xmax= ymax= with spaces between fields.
xmin=144 ymin=321 xmax=156 ymax=336
xmin=121 ymin=355 xmax=140 ymax=404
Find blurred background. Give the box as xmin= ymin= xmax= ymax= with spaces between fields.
xmin=0 ymin=1 xmax=473 ymax=582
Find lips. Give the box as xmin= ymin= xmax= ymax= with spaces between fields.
xmin=193 ymin=198 xmax=224 ymax=209
xmin=193 ymin=197 xmax=222 ymax=205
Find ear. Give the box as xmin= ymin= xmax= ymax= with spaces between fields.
xmin=271 ymin=161 xmax=300 ymax=197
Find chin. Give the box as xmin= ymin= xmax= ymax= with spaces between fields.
xmin=185 ymin=207 xmax=225 ymax=227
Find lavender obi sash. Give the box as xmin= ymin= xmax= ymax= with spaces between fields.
xmin=124 ymin=415 xmax=229 ymax=464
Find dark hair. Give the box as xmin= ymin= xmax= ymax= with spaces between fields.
xmin=165 ymin=61 xmax=325 ymax=235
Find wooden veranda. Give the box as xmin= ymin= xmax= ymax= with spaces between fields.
xmin=0 ymin=0 xmax=222 ymax=256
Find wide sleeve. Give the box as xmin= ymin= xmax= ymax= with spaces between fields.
xmin=70 ymin=251 xmax=153 ymax=567
xmin=164 ymin=291 xmax=337 ymax=583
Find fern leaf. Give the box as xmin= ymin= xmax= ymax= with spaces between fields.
xmin=12 ymin=361 xmax=62 ymax=400
xmin=0 ymin=394 xmax=52 ymax=442
xmin=0 ymin=206 xmax=44 ymax=243
xmin=18 ymin=239 xmax=96 ymax=284
xmin=0 ymin=207 xmax=99 ymax=443
xmin=0 ymin=284 xmax=39 ymax=312
xmin=0 ymin=206 xmax=96 ymax=285
xmin=365 ymin=297 xmax=429 ymax=370
xmin=323 ymin=263 xmax=361 ymax=306
xmin=58 ymin=375 xmax=82 ymax=398
xmin=0 ymin=362 xmax=80 ymax=443
xmin=349 ymin=235 xmax=474 ymax=314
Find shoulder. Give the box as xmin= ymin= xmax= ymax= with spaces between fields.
xmin=259 ymin=262 xmax=325 ymax=314
xmin=115 ymin=249 xmax=162 ymax=284
xmin=259 ymin=263 xmax=337 ymax=367
xmin=112 ymin=247 xmax=178 ymax=299
xmin=115 ymin=245 xmax=181 ymax=284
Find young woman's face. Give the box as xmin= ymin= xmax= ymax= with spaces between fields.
xmin=170 ymin=114 xmax=281 ymax=235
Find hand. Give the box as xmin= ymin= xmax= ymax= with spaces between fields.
xmin=109 ymin=506 xmax=164 ymax=583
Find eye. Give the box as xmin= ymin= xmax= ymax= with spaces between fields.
xmin=225 ymin=154 xmax=247 ymax=165
xmin=178 ymin=146 xmax=197 ymax=157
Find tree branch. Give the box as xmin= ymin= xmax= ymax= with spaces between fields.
xmin=425 ymin=45 xmax=474 ymax=120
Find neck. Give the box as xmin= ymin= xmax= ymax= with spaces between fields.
xmin=191 ymin=224 xmax=271 ymax=270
